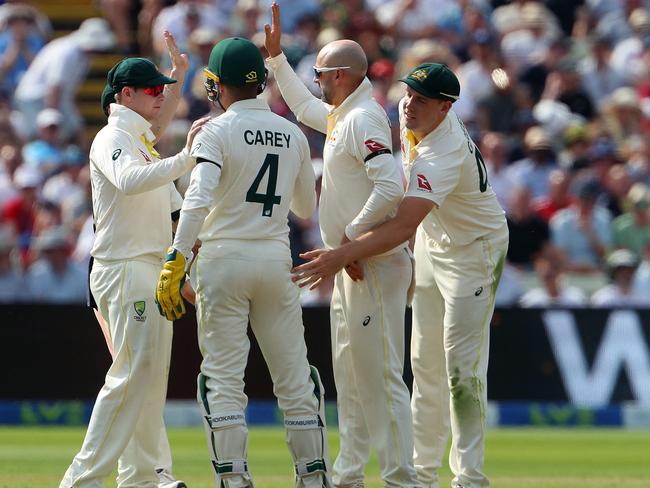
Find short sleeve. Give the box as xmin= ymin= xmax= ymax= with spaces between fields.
xmin=345 ymin=109 xmax=393 ymax=164
xmin=190 ymin=121 xmax=225 ymax=168
xmin=405 ymin=145 xmax=464 ymax=207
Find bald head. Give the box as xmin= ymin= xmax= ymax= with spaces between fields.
xmin=319 ymin=40 xmax=367 ymax=80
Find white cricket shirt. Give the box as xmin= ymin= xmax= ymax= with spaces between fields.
xmin=267 ymin=53 xmax=405 ymax=252
xmin=90 ymin=104 xmax=191 ymax=261
xmin=401 ymin=102 xmax=506 ymax=249
xmin=172 ymin=98 xmax=316 ymax=259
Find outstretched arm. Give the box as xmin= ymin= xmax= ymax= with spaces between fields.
xmin=292 ymin=196 xmax=433 ymax=288
xmin=264 ymin=2 xmax=329 ymax=133
xmin=151 ymin=31 xmax=189 ymax=142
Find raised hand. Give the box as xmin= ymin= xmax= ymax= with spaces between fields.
xmin=163 ymin=30 xmax=189 ymax=74
xmin=264 ymin=2 xmax=283 ymax=58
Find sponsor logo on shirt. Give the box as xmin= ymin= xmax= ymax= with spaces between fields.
xmin=364 ymin=139 xmax=386 ymax=152
xmin=112 ymin=148 xmax=121 ymax=161
xmin=362 ymin=315 xmax=371 ymax=326
xmin=417 ymin=174 xmax=432 ymax=192
xmin=192 ymin=142 xmax=202 ymax=156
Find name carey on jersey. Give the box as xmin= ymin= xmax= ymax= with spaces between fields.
xmin=243 ymin=129 xmax=291 ymax=148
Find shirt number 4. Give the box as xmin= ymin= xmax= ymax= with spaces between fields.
xmin=246 ymin=153 xmax=282 ymax=217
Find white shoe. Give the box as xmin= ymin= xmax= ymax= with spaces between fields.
xmin=157 ymin=468 xmax=187 ymax=488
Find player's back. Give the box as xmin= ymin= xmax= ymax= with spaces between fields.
xmin=193 ymin=100 xmax=314 ymax=249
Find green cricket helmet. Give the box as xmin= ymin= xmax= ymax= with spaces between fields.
xmin=204 ymin=37 xmax=267 ymax=102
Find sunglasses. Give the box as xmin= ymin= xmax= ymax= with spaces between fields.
xmin=313 ymin=65 xmax=351 ymax=79
xmin=142 ymin=85 xmax=165 ymax=97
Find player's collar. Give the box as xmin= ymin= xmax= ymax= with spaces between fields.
xmin=108 ymin=104 xmax=155 ymax=141
xmin=226 ymin=98 xmax=270 ymax=113
xmin=330 ymin=78 xmax=373 ymax=117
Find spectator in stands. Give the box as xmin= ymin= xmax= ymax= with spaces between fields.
xmin=25 ymin=225 xmax=86 ymax=303
xmin=21 ymin=108 xmax=66 ymax=176
xmin=481 ymin=131 xmax=516 ymax=213
xmin=601 ymin=87 xmax=644 ymax=144
xmin=558 ymin=122 xmax=590 ymax=170
xmin=500 ymin=2 xmax=560 ymax=75
xmin=611 ymin=7 xmax=650 ymax=82
xmin=591 ymin=248 xmax=650 ymax=306
xmin=519 ymin=250 xmax=588 ymax=307
xmin=0 ymin=5 xmax=44 ymax=94
xmin=579 ymin=33 xmax=627 ymax=111
xmin=602 ymin=163 xmax=633 ymax=217
xmin=455 ymin=29 xmax=500 ymax=123
xmin=0 ymin=142 xmax=21 ymax=206
xmin=2 ymin=164 xmax=40 ymax=257
xmin=551 ymin=176 xmax=613 ymax=272
xmin=152 ymin=0 xmax=227 ymax=59
xmin=506 ymin=185 xmax=551 ymax=268
xmin=534 ymin=169 xmax=573 ymax=222
xmin=612 ymin=182 xmax=650 ymax=256
xmin=13 ymin=18 xmax=115 ymax=141
xmin=476 ymin=67 xmax=530 ymax=134
xmin=0 ymin=223 xmax=23 ymax=303
xmin=508 ymin=126 xmax=558 ymax=201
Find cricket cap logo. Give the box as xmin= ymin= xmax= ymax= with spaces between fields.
xmin=245 ymin=70 xmax=258 ymax=83
xmin=410 ymin=69 xmax=428 ymax=82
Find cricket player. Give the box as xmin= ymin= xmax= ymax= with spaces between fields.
xmin=292 ymin=64 xmax=509 ymax=488
xmin=264 ymin=4 xmax=420 ymax=487
xmin=155 ymin=37 xmax=332 ymax=488
xmin=60 ymin=55 xmax=207 ymax=488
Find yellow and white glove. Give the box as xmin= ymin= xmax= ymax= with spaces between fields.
xmin=156 ymin=247 xmax=187 ymax=321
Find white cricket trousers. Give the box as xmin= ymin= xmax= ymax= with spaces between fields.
xmin=61 ymin=257 xmax=173 ymax=488
xmin=194 ymin=239 xmax=321 ymax=428
xmin=411 ymin=226 xmax=508 ymax=488
xmin=331 ymin=249 xmax=419 ymax=487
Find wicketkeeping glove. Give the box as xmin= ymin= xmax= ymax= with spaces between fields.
xmin=156 ymin=247 xmax=187 ymax=321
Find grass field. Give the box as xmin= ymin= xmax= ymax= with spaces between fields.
xmin=1 ymin=427 xmax=649 ymax=487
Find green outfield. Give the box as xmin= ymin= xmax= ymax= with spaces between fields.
xmin=1 ymin=427 xmax=649 ymax=487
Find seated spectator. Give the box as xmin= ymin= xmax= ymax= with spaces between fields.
xmin=578 ymin=33 xmax=626 ymax=111
xmin=0 ymin=224 xmax=23 ymax=303
xmin=506 ymin=185 xmax=550 ymax=268
xmin=534 ymin=169 xmax=573 ymax=222
xmin=0 ymin=142 xmax=21 ymax=206
xmin=610 ymin=7 xmax=650 ymax=82
xmin=558 ymin=123 xmax=590 ymax=170
xmin=481 ymin=131 xmax=516 ymax=213
xmin=612 ymin=182 xmax=650 ymax=256
xmin=507 ymin=126 xmax=558 ymax=201
xmin=601 ymin=87 xmax=644 ymax=144
xmin=25 ymin=226 xmax=86 ymax=303
xmin=601 ymin=163 xmax=632 ymax=218
xmin=22 ymin=108 xmax=66 ymax=176
xmin=0 ymin=5 xmax=44 ymax=94
xmin=2 ymin=164 xmax=41 ymax=257
xmin=550 ymin=176 xmax=613 ymax=272
xmin=519 ymin=251 xmax=588 ymax=307
xmin=591 ymin=248 xmax=650 ymax=307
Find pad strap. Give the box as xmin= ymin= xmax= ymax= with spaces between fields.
xmin=295 ymin=459 xmax=327 ymax=476
xmin=214 ymin=458 xmax=249 ymax=475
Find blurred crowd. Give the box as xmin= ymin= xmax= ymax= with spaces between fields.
xmin=3 ymin=0 xmax=650 ymax=307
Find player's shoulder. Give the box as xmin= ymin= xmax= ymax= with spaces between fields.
xmin=439 ymin=111 xmax=473 ymax=153
xmin=91 ymin=125 xmax=133 ymax=155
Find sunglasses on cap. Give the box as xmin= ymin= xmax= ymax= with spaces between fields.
xmin=141 ymin=85 xmax=165 ymax=96
xmin=313 ymin=65 xmax=351 ymax=79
